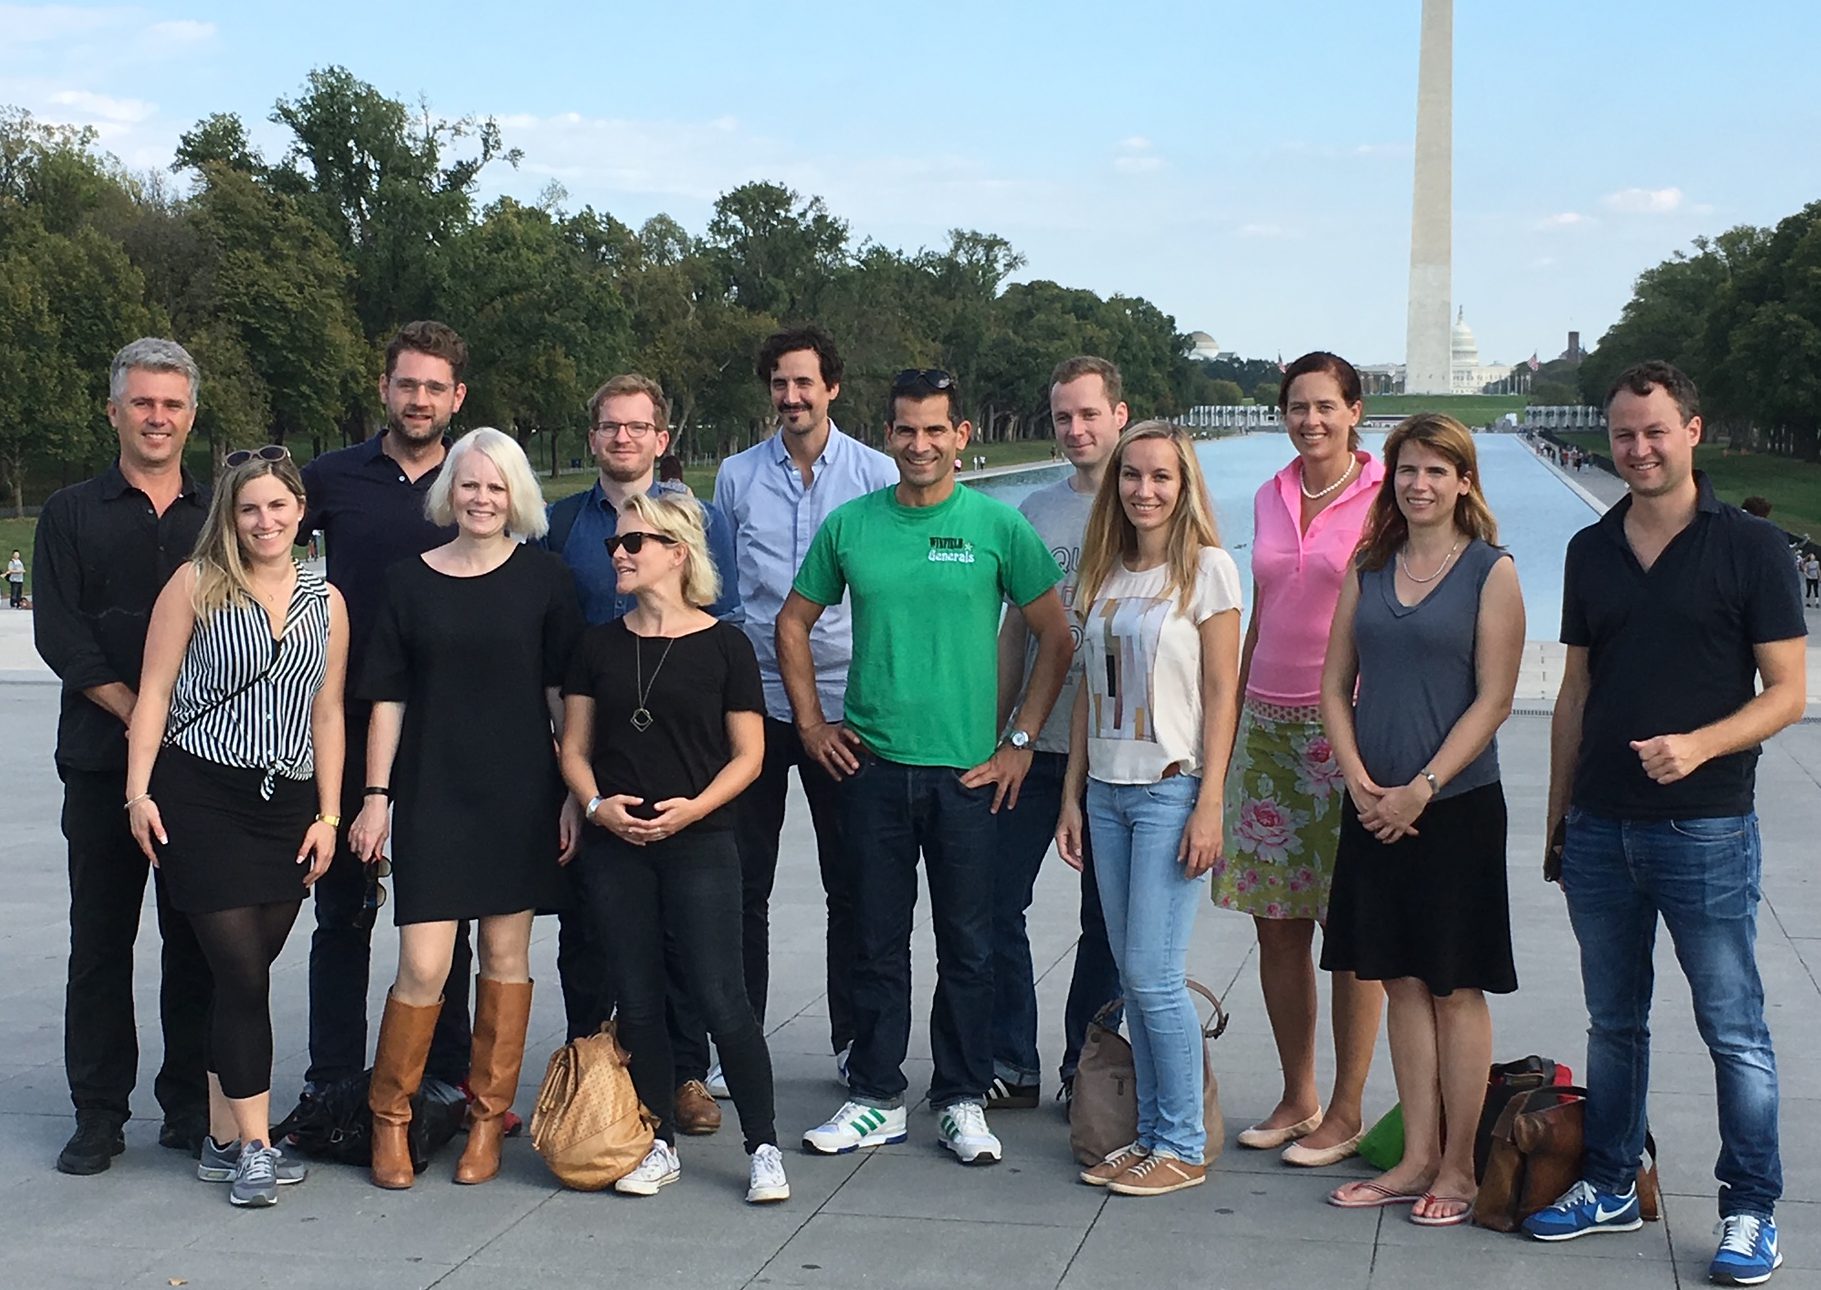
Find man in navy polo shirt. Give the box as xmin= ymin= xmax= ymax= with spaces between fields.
xmin=1527 ymin=362 xmax=1807 ymax=1287
xmin=292 ymin=321 xmax=476 ymax=1112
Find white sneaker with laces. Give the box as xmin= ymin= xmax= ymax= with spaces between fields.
xmin=937 ymin=1101 xmax=1002 ymax=1165
xmin=746 ymin=1144 xmax=790 ymax=1204
xmin=802 ymin=1100 xmax=908 ymax=1154
xmin=614 ymin=1140 xmax=681 ymax=1196
xmin=705 ymin=1064 xmax=729 ymax=1099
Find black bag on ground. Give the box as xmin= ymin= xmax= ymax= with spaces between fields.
xmin=273 ymin=1070 xmax=467 ymax=1170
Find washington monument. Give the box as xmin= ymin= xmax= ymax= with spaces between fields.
xmin=1404 ymin=0 xmax=1452 ymax=395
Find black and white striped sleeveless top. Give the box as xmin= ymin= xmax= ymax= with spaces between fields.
xmin=167 ymin=564 xmax=332 ymax=798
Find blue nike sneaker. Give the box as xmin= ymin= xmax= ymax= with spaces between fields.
xmin=1711 ymin=1214 xmax=1782 ymax=1286
xmin=1522 ymin=1179 xmax=1643 ymax=1240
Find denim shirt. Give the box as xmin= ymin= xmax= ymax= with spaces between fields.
xmin=713 ymin=422 xmax=898 ymax=723
xmin=545 ymin=479 xmax=743 ymax=626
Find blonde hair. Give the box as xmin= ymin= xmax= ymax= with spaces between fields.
xmin=1353 ymin=413 xmax=1499 ymax=572
xmin=620 ymin=491 xmax=720 ymax=609
xmin=1076 ymin=421 xmax=1222 ymax=616
xmin=189 ymin=457 xmax=307 ymax=620
xmin=426 ymin=427 xmax=549 ymax=539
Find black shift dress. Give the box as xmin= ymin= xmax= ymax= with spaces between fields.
xmin=359 ymin=544 xmax=582 ymax=923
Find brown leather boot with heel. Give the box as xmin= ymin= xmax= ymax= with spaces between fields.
xmin=368 ymin=992 xmax=442 ymax=1190
xmin=454 ymin=977 xmax=533 ymax=1185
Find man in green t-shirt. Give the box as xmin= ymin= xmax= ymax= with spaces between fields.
xmin=778 ymin=369 xmax=1071 ymax=1166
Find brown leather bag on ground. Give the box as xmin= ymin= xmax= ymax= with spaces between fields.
xmin=1474 ymin=1084 xmax=1662 ymax=1231
xmin=529 ymin=1023 xmax=657 ymax=1190
xmin=1069 ymin=978 xmax=1228 ymax=1167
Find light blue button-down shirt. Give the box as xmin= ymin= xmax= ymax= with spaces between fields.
xmin=714 ymin=422 xmax=898 ymax=723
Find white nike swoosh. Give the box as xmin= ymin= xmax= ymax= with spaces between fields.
xmin=1595 ymin=1203 xmax=1631 ymax=1221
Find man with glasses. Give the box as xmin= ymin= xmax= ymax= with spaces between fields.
xmin=714 ymin=326 xmax=896 ymax=1093
xmin=35 ymin=338 xmax=214 ymax=1173
xmin=290 ymin=320 xmax=477 ymax=1126
xmin=544 ymin=371 xmax=740 ymax=1136
xmin=781 ymin=369 xmax=1072 ymax=1165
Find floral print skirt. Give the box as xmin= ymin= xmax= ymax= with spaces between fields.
xmin=1213 ymin=700 xmax=1343 ymax=922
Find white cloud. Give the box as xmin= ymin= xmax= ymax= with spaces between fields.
xmin=1601 ymin=186 xmax=1684 ymax=214
xmin=48 ymin=89 xmax=156 ymax=123
xmin=1120 ymin=135 xmax=1152 ymax=151
xmin=1113 ymin=154 xmax=1163 ymax=174
xmin=147 ymin=17 xmax=214 ymax=43
xmin=1236 ymin=222 xmax=1290 ymax=239
xmin=1536 ymin=211 xmax=1593 ymax=230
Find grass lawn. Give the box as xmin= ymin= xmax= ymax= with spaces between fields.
xmin=1364 ymin=394 xmax=1530 ymax=425
xmin=1554 ymin=432 xmax=1821 ymax=539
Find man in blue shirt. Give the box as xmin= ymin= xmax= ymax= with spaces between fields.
xmin=714 ymin=326 xmax=897 ymax=1087
xmin=545 ymin=371 xmax=741 ymax=1135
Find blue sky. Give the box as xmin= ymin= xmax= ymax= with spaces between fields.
xmin=7 ymin=1 xmax=1819 ymax=368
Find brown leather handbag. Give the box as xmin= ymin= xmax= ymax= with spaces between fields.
xmin=1474 ymin=1085 xmax=1662 ymax=1231
xmin=1069 ymin=978 xmax=1228 ymax=1167
xmin=529 ymin=1023 xmax=658 ymax=1190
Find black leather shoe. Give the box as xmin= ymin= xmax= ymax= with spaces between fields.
xmin=158 ymin=1115 xmax=208 ymax=1158
xmin=57 ymin=1114 xmax=125 ymax=1175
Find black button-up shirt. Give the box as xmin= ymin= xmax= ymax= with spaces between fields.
xmin=33 ymin=463 xmax=210 ymax=774
xmin=1562 ymin=472 xmax=1807 ymax=818
xmin=299 ymin=432 xmax=454 ymax=696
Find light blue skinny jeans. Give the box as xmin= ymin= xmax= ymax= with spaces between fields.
xmin=1086 ymin=774 xmax=1207 ymax=1164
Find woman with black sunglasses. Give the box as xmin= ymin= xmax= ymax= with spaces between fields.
xmin=559 ymin=491 xmax=783 ymax=1204
xmin=126 ymin=448 xmax=348 ymax=1207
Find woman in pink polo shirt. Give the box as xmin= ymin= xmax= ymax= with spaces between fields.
xmin=1214 ymin=352 xmax=1387 ymax=1167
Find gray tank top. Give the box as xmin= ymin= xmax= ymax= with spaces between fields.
xmin=1351 ymin=538 xmax=1506 ymax=799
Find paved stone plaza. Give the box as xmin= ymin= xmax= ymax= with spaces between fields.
xmin=3 ymin=582 xmax=1820 ymax=1289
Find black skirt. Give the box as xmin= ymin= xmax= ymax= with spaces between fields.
xmin=151 ymin=745 xmax=316 ymax=915
xmin=1320 ymin=781 xmax=1517 ymax=996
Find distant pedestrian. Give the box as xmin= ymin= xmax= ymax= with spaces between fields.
xmin=7 ymin=549 xmax=23 ymax=607
xmin=658 ymin=454 xmax=694 ymax=498
xmin=1803 ymin=551 xmax=1819 ymax=606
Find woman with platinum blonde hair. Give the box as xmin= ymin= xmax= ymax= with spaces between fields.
xmin=351 ymin=427 xmax=583 ymax=1189
xmin=560 ymin=491 xmax=783 ymax=1204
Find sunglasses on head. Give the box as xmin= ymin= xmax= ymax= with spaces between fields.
xmin=891 ymin=368 xmax=956 ymax=392
xmin=603 ymin=531 xmax=681 ymax=557
xmin=226 ymin=445 xmax=292 ymax=468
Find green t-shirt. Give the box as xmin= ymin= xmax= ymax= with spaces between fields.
xmin=794 ymin=485 xmax=1062 ymax=768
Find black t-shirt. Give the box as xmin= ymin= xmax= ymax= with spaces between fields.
xmin=564 ymin=620 xmax=764 ymax=830
xmin=1562 ymin=473 xmax=1807 ymax=818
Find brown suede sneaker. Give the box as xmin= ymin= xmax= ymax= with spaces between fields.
xmin=1078 ymin=1142 xmax=1149 ymax=1187
xmin=1107 ymin=1153 xmax=1206 ymax=1197
xmin=675 ymin=1080 xmax=723 ymax=1135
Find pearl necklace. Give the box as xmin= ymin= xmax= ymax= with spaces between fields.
xmin=1299 ymin=456 xmax=1356 ymax=500
xmin=1397 ymin=538 xmax=1464 ymax=584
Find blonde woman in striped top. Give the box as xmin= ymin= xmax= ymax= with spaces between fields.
xmin=127 ymin=447 xmax=349 ymax=1208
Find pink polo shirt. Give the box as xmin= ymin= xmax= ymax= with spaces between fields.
xmin=1246 ymin=450 xmax=1385 ymax=706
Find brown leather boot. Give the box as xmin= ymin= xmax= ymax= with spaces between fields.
xmin=674 ymin=1079 xmax=722 ymax=1135
xmin=454 ymin=977 xmax=533 ymax=1185
xmin=368 ymin=992 xmax=441 ymax=1189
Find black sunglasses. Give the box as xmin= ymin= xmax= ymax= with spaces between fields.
xmin=603 ymin=532 xmax=681 ymax=557
xmin=891 ymin=368 xmax=956 ymax=391
xmin=226 ymin=444 xmax=292 ymax=468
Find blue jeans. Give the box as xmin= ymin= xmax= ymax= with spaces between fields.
xmin=1562 ymin=808 xmax=1780 ymax=1218
xmin=991 ymin=752 xmax=1123 ymax=1086
xmin=841 ymin=754 xmax=997 ymax=1109
xmin=1087 ymin=775 xmax=1208 ymax=1164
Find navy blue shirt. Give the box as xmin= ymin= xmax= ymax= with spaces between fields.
xmin=299 ymin=433 xmax=455 ymax=692
xmin=1562 ymin=472 xmax=1807 ymax=818
xmin=544 ymin=480 xmax=742 ymax=626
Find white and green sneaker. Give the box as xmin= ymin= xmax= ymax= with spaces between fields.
xmin=802 ymin=1100 xmax=908 ymax=1155
xmin=937 ymin=1101 xmax=1002 ymax=1166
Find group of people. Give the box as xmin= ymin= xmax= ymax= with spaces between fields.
xmin=31 ymin=327 xmax=1806 ymax=1284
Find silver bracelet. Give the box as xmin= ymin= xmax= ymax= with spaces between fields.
xmin=123 ymin=793 xmax=151 ymax=811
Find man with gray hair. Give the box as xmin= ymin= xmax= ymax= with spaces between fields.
xmin=34 ymin=338 xmax=215 ymax=1174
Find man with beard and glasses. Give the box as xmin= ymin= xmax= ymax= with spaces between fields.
xmin=544 ymin=371 xmax=741 ymax=1137
xmin=287 ymin=321 xmax=478 ymax=1124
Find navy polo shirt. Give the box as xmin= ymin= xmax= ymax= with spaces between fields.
xmin=299 ymin=433 xmax=455 ymax=692
xmin=1562 ymin=472 xmax=1807 ymax=818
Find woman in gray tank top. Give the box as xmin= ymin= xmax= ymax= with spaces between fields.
xmin=1316 ymin=414 xmax=1526 ymax=1227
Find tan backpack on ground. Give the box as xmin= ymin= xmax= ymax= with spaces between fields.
xmin=1070 ymin=978 xmax=1228 ymax=1167
xmin=529 ymin=1022 xmax=657 ymax=1189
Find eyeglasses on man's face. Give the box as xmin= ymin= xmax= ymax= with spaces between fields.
xmin=592 ymin=420 xmax=659 ymax=440
xmin=389 ymin=378 xmax=454 ymax=398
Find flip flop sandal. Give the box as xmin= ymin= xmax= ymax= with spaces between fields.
xmin=1407 ymin=1192 xmax=1475 ymax=1226
xmin=1327 ymin=1180 xmax=1426 ymax=1209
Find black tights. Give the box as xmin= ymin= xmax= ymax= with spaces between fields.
xmin=189 ymin=900 xmax=301 ymax=1100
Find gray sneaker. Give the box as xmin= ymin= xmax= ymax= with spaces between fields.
xmin=199 ymin=1136 xmax=306 ymax=1185
xmin=228 ymin=1142 xmax=281 ymax=1208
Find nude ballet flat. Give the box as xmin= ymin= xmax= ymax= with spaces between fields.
xmin=1281 ymin=1129 xmax=1366 ymax=1167
xmin=1235 ymin=1110 xmax=1323 ymax=1150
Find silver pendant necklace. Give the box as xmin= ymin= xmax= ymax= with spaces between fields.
xmin=630 ymin=634 xmax=677 ymax=732
xmin=1398 ymin=538 xmax=1464 ymax=584
xmin=1300 ymin=456 xmax=1355 ymax=500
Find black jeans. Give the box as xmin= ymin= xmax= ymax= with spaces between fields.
xmin=841 ymin=754 xmax=996 ymax=1109
xmin=577 ymin=829 xmax=776 ymax=1152
xmin=733 ymin=717 xmax=854 ymax=1051
xmin=60 ymin=767 xmax=211 ymax=1124
xmin=304 ymin=711 xmax=472 ymax=1088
